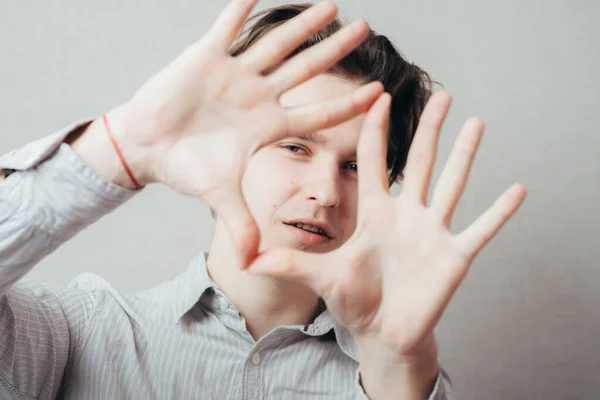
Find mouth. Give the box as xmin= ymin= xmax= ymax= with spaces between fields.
xmin=283 ymin=222 xmax=333 ymax=246
xmin=284 ymin=219 xmax=333 ymax=245
xmin=286 ymin=222 xmax=329 ymax=238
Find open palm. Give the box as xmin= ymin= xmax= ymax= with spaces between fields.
xmin=248 ymin=92 xmax=527 ymax=355
xmin=116 ymin=0 xmax=383 ymax=265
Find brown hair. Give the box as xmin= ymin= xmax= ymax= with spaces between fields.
xmin=230 ymin=3 xmax=434 ymax=184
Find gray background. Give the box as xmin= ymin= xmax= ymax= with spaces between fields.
xmin=1 ymin=0 xmax=598 ymax=398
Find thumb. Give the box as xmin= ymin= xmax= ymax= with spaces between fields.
xmin=247 ymin=248 xmax=330 ymax=294
xmin=217 ymin=190 xmax=260 ymax=269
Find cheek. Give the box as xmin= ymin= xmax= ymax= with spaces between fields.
xmin=241 ymin=152 xmax=295 ymax=222
xmin=339 ymin=184 xmax=360 ymax=240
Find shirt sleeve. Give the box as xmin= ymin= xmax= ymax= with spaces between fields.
xmin=0 ymin=122 xmax=137 ymax=399
xmin=427 ymin=364 xmax=454 ymax=400
xmin=0 ymin=281 xmax=104 ymax=400
xmin=335 ymin=322 xmax=454 ymax=399
xmin=354 ymin=363 xmax=454 ymax=400
xmin=0 ymin=121 xmax=137 ymax=296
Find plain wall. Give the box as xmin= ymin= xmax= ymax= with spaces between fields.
xmin=1 ymin=0 xmax=598 ymax=398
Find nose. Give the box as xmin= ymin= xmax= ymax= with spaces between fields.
xmin=304 ymin=167 xmax=341 ymax=208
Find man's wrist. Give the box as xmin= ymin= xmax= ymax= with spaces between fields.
xmin=356 ymin=335 xmax=439 ymax=400
xmin=66 ymin=105 xmax=152 ymax=190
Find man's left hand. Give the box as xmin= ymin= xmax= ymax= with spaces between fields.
xmin=248 ymin=91 xmax=527 ymax=398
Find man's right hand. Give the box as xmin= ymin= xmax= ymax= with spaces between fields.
xmin=70 ymin=0 xmax=384 ymax=267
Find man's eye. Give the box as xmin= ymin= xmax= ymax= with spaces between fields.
xmin=344 ymin=162 xmax=358 ymax=172
xmin=282 ymin=144 xmax=306 ymax=154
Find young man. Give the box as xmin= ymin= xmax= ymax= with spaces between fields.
xmin=0 ymin=1 xmax=526 ymax=399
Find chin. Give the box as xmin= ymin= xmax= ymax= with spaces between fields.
xmin=259 ymin=238 xmax=335 ymax=254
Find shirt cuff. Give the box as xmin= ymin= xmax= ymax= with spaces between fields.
xmin=355 ymin=362 xmax=453 ymax=400
xmin=0 ymin=121 xmax=137 ymax=237
xmin=0 ymin=120 xmax=91 ymax=170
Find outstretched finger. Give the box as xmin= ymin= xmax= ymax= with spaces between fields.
xmin=247 ymin=247 xmax=332 ymax=295
xmin=430 ymin=118 xmax=485 ymax=227
xmin=400 ymin=92 xmax=451 ymax=205
xmin=454 ymin=184 xmax=527 ymax=259
xmin=267 ymin=19 xmax=370 ymax=95
xmin=284 ymin=81 xmax=384 ymax=138
xmin=239 ymin=1 xmax=338 ymax=72
xmin=205 ymin=0 xmax=260 ymax=52
xmin=357 ymin=92 xmax=392 ymax=197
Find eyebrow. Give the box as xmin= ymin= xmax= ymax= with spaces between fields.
xmin=291 ymin=132 xmax=328 ymax=145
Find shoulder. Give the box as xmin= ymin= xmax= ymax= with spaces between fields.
xmin=66 ymin=273 xmax=161 ymax=322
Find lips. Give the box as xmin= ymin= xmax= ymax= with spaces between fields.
xmin=290 ymin=222 xmax=328 ymax=237
xmin=283 ymin=219 xmax=334 ymax=239
xmin=283 ymin=223 xmax=331 ymax=246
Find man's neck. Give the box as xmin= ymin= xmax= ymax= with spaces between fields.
xmin=206 ymin=220 xmax=320 ymax=341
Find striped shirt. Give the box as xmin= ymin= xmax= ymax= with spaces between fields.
xmin=0 ymin=122 xmax=452 ymax=399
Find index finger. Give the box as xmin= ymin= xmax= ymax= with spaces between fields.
xmin=247 ymin=247 xmax=332 ymax=296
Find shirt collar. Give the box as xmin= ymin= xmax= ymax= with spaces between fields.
xmin=302 ymin=309 xmax=359 ymax=362
xmin=169 ymin=251 xmax=217 ymax=324
xmin=164 ymin=251 xmax=359 ymax=362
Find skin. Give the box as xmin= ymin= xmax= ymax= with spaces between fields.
xmin=207 ymin=74 xmax=365 ymax=340
xmin=208 ymin=73 xmax=527 ymax=400
xmin=69 ymin=0 xmax=383 ymax=267
xmin=67 ymin=0 xmax=527 ymax=398
xmin=246 ymin=91 xmax=528 ymax=399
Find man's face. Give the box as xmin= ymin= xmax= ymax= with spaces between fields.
xmin=241 ymin=74 xmax=365 ymax=253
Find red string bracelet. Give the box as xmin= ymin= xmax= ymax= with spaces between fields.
xmin=102 ymin=114 xmax=144 ymax=190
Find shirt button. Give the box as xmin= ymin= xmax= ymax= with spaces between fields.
xmin=251 ymin=352 xmax=261 ymax=365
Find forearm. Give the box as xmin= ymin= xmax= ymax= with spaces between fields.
xmin=356 ymin=335 xmax=439 ymax=400
xmin=0 ymin=126 xmax=135 ymax=296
